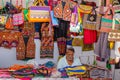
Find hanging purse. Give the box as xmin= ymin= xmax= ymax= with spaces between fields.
xmin=83 ymin=7 xmax=101 ymax=30
xmin=0 ymin=0 xmax=8 ymax=30
xmin=113 ymin=0 xmax=120 ymax=13
xmin=13 ymin=0 xmax=24 ymax=26
xmin=70 ymin=6 xmax=82 ymax=33
xmin=108 ymin=18 xmax=120 ymax=41
xmin=99 ymin=6 xmax=116 ymax=32
xmin=28 ymin=6 xmax=50 ymax=22
xmin=5 ymin=15 xmax=14 ymax=30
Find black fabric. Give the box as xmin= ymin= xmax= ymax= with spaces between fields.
xmin=115 ymin=60 xmax=120 ymax=69
xmin=56 ymin=20 xmax=70 ymax=38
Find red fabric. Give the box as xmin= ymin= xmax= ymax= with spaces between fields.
xmin=20 ymin=78 xmax=31 ymax=80
xmin=83 ymin=29 xmax=97 ymax=44
xmin=79 ymin=78 xmax=93 ymax=80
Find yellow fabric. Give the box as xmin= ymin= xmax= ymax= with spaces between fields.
xmin=78 ymin=5 xmax=92 ymax=14
xmin=65 ymin=66 xmax=87 ymax=75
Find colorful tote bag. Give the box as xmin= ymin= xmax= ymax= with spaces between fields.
xmin=70 ymin=6 xmax=82 ymax=33
xmin=28 ymin=6 xmax=50 ymax=22
xmin=5 ymin=15 xmax=14 ymax=30
xmin=13 ymin=12 xmax=24 ymax=26
xmin=99 ymin=6 xmax=115 ymax=32
xmin=83 ymin=8 xmax=101 ymax=30
xmin=108 ymin=18 xmax=120 ymax=41
xmin=40 ymin=23 xmax=54 ymax=58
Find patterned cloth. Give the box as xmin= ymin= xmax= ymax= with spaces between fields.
xmin=94 ymin=32 xmax=110 ymax=62
xmin=40 ymin=23 xmax=54 ymax=58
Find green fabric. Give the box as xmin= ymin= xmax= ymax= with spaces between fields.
xmin=102 ymin=18 xmax=119 ymax=24
xmin=23 ymin=9 xmax=28 ymax=21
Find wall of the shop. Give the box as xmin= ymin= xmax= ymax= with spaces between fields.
xmin=0 ymin=0 xmax=120 ymax=80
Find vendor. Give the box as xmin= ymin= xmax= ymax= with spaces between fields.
xmin=57 ymin=47 xmax=82 ymax=69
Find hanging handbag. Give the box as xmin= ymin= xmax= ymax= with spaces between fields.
xmin=83 ymin=7 xmax=101 ymax=30
xmin=5 ymin=15 xmax=14 ymax=30
xmin=99 ymin=6 xmax=116 ymax=32
xmin=28 ymin=6 xmax=50 ymax=22
xmin=108 ymin=18 xmax=120 ymax=41
xmin=113 ymin=0 xmax=120 ymax=13
xmin=13 ymin=12 xmax=24 ymax=26
xmin=13 ymin=0 xmax=24 ymax=26
xmin=70 ymin=6 xmax=82 ymax=33
xmin=0 ymin=0 xmax=8 ymax=30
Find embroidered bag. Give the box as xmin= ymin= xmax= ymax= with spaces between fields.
xmin=108 ymin=18 xmax=120 ymax=41
xmin=70 ymin=6 xmax=82 ymax=33
xmin=5 ymin=15 xmax=14 ymax=30
xmin=113 ymin=0 xmax=120 ymax=13
xmin=28 ymin=6 xmax=50 ymax=22
xmin=99 ymin=6 xmax=115 ymax=32
xmin=83 ymin=7 xmax=101 ymax=30
xmin=0 ymin=0 xmax=8 ymax=30
xmin=13 ymin=0 xmax=24 ymax=26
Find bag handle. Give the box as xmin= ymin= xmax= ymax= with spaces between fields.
xmin=104 ymin=5 xmax=114 ymax=18
xmin=33 ymin=0 xmax=45 ymax=6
